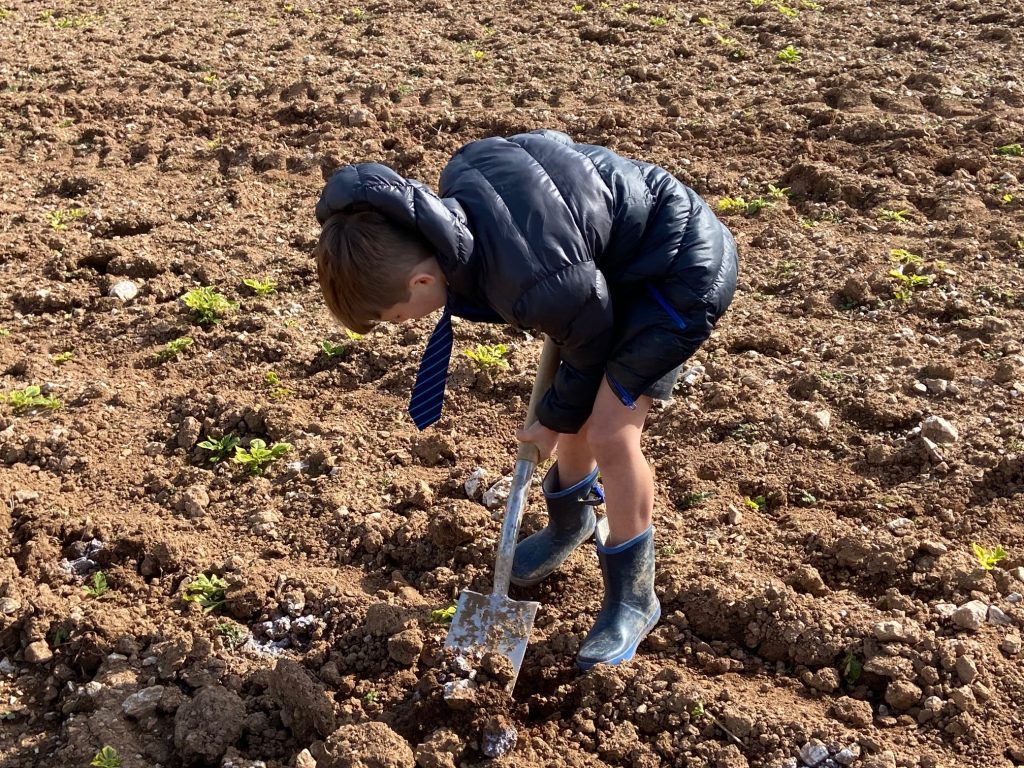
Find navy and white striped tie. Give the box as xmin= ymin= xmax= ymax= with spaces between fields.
xmin=407 ymin=308 xmax=453 ymax=430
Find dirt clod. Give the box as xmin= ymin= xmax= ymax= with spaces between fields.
xmin=173 ymin=685 xmax=246 ymax=765
xmin=271 ymin=659 xmax=337 ymax=743
xmin=320 ymin=722 xmax=415 ymax=768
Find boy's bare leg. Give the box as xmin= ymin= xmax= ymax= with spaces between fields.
xmin=584 ymin=379 xmax=653 ymax=546
xmin=552 ymin=428 xmax=597 ymax=489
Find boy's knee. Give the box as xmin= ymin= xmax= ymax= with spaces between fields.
xmin=586 ymin=427 xmax=631 ymax=463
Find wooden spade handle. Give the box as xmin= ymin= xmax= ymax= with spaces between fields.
xmin=516 ymin=336 xmax=560 ymax=463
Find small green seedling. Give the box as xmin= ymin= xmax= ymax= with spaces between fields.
xmin=841 ymin=651 xmax=862 ymax=685
xmin=363 ymin=690 xmax=380 ymax=704
xmin=777 ymin=260 xmax=798 ymax=277
xmin=344 ymin=329 xmax=364 ymax=341
xmin=90 ymin=746 xmax=122 ymax=768
xmin=264 ymin=370 xmax=292 ymax=398
xmin=767 ymin=184 xmax=790 ymax=199
xmin=430 ymin=604 xmax=457 ymax=624
xmin=2 ymin=385 xmax=62 ymax=412
xmin=650 ymin=15 xmax=668 ymax=25
xmin=216 ymin=622 xmax=245 ymax=649
xmin=690 ymin=701 xmax=705 ymax=720
xmin=83 ymin=572 xmax=111 ymax=599
xmin=777 ymin=45 xmax=801 ymax=64
xmin=676 ymin=491 xmax=713 ymax=510
xmin=181 ymin=287 xmax=237 ymax=325
xmin=995 ymin=143 xmax=1022 ymax=157
xmin=50 ymin=625 xmax=71 ymax=646
xmin=0 ymin=327 xmax=10 ymax=337
xmin=971 ymin=542 xmax=1007 ymax=571
xmin=463 ymin=343 xmax=509 ymax=370
xmin=714 ymin=34 xmax=747 ymax=60
xmin=775 ymin=2 xmax=798 ymax=16
xmin=717 ymin=196 xmax=773 ymax=216
xmin=889 ymin=248 xmax=922 ymax=265
xmin=319 ymin=340 xmax=348 ymax=359
xmin=743 ymin=495 xmax=766 ymax=511
xmin=794 ymin=489 xmax=817 ymax=506
xmin=730 ymin=423 xmax=760 ymax=443
xmin=888 ymin=267 xmax=930 ymax=302
xmin=182 ymin=573 xmax=228 ymax=613
xmin=156 ymin=336 xmax=194 ymax=362
xmin=470 ymin=50 xmax=485 ymax=61
xmin=232 ymin=438 xmax=291 ymax=475
xmin=48 ymin=208 xmax=87 ymax=230
xmin=572 ymin=4 xmax=585 ymax=12
xmin=878 ymin=208 xmax=909 ymax=223
xmin=242 ymin=277 xmax=277 ymax=296
xmin=52 ymin=351 xmax=73 ymax=365
xmin=198 ymin=434 xmax=240 ymax=463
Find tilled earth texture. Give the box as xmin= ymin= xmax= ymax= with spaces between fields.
xmin=0 ymin=1 xmax=1022 ymax=767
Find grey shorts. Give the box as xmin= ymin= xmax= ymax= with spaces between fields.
xmin=643 ymin=364 xmax=683 ymax=401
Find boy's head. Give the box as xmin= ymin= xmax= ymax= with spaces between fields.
xmin=316 ymin=207 xmax=447 ymax=332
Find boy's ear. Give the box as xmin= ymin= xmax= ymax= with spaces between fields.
xmin=407 ymin=271 xmax=435 ymax=290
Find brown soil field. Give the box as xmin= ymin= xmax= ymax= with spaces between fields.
xmin=1 ymin=1 xmax=1023 ymax=767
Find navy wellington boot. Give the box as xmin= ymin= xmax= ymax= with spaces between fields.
xmin=576 ymin=520 xmax=661 ymax=670
xmin=510 ymin=464 xmax=602 ymax=587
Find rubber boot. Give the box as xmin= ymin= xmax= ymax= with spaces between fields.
xmin=576 ymin=519 xmax=661 ymax=670
xmin=509 ymin=464 xmax=602 ymax=587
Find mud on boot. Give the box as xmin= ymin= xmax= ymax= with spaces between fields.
xmin=509 ymin=464 xmax=602 ymax=587
xmin=576 ymin=520 xmax=660 ymax=670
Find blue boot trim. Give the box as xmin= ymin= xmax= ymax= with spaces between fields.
xmin=597 ymin=525 xmax=652 ymax=555
xmin=545 ymin=465 xmax=600 ymax=500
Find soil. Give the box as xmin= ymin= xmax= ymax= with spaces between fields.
xmin=1 ymin=1 xmax=1023 ymax=767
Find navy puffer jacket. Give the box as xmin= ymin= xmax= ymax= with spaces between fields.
xmin=316 ymin=129 xmax=737 ymax=433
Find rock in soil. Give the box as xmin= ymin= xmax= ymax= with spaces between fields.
xmin=23 ymin=641 xmax=53 ymax=664
xmin=121 ymin=685 xmax=164 ymax=719
xmin=920 ymin=415 xmax=959 ymax=443
xmin=952 ymin=600 xmax=988 ymax=630
xmin=480 ymin=716 xmax=518 ymax=758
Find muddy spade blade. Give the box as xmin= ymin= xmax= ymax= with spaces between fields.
xmin=445 ymin=337 xmax=559 ymax=690
xmin=445 ymin=456 xmax=540 ymax=689
xmin=445 ymin=590 xmax=540 ymax=680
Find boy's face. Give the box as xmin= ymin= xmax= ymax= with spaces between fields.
xmin=378 ymin=258 xmax=447 ymax=323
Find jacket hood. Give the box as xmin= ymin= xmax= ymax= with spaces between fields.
xmin=314 ymin=163 xmax=475 ymax=283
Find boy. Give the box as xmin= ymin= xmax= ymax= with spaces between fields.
xmin=315 ymin=130 xmax=737 ymax=670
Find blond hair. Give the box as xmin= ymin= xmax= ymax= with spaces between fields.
xmin=315 ymin=209 xmax=432 ymax=332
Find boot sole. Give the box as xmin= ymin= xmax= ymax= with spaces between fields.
xmin=575 ymin=604 xmax=662 ymax=671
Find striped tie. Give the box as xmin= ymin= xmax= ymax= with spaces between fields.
xmin=407 ymin=308 xmax=453 ymax=430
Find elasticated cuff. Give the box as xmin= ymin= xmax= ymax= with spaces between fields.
xmin=597 ymin=525 xmax=653 ymax=555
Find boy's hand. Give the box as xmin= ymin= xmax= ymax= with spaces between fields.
xmin=516 ymin=421 xmax=559 ymax=461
